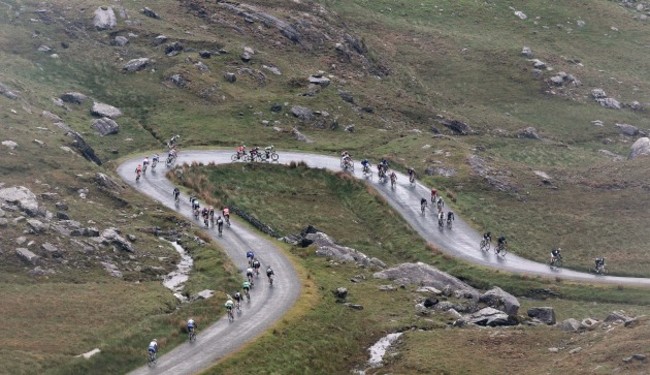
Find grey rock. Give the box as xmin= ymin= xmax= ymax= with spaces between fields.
xmin=195 ymin=289 xmax=214 ymax=300
xmin=531 ymin=59 xmax=546 ymax=69
xmin=343 ymin=303 xmax=364 ymax=310
xmin=94 ymin=172 xmax=123 ymax=191
xmin=521 ymin=46 xmax=533 ymax=58
xmin=549 ymin=75 xmax=565 ymax=85
xmin=415 ymin=302 xmax=431 ymax=315
xmin=40 ymin=193 xmax=58 ymax=201
xmin=199 ymin=50 xmax=212 ymax=58
xmin=517 ymin=126 xmax=540 ymax=139
xmin=629 ymin=137 xmax=650 ymax=159
xmin=41 ymin=242 xmax=62 ymax=257
xmin=113 ymin=36 xmax=129 ymax=46
xmin=16 ymin=248 xmax=39 ymax=265
xmin=624 ymin=317 xmax=639 ymax=328
xmin=605 ymin=310 xmax=633 ymax=323
xmin=628 ymin=101 xmax=642 ymax=111
xmin=291 ymin=106 xmax=314 ymax=121
xmin=527 ymin=307 xmax=556 ymax=325
xmin=334 ymin=287 xmax=348 ymax=299
xmin=374 ymin=262 xmax=480 ymax=300
xmin=0 ymin=82 xmax=19 ymax=99
xmin=581 ymin=318 xmax=600 ymax=330
xmin=576 ymin=19 xmax=586 ymax=27
xmin=379 ymin=285 xmax=396 ymax=291
xmin=93 ymin=6 xmax=117 ymax=30
xmin=548 ymin=347 xmax=559 ymax=353
xmin=309 ymin=231 xmax=383 ymax=268
xmin=597 ymin=97 xmax=621 ymax=110
xmin=241 ymin=52 xmax=252 ymax=63
xmin=153 ymin=35 xmax=168 ymax=46
xmin=479 ymin=287 xmax=520 ymax=316
xmin=569 ymin=347 xmax=582 ymax=354
xmin=615 ymin=123 xmax=639 ymax=136
xmin=434 ymin=301 xmax=455 ymax=311
xmin=142 ymin=7 xmax=160 ymax=19
xmin=91 ymin=117 xmax=120 ymax=136
xmin=0 ymin=218 xmax=8 ymax=227
xmin=439 ymin=119 xmax=472 ymax=135
xmin=262 ymin=64 xmax=282 ymax=75
xmin=560 ymin=318 xmax=581 ymax=332
xmin=2 ymin=140 xmax=18 ymax=150
xmin=37 ymin=45 xmax=52 ymax=52
xmin=194 ymin=61 xmax=208 ymax=71
xmin=514 ymin=10 xmax=527 ymax=20
xmin=339 ymin=90 xmax=354 ymax=104
xmin=83 ymin=227 xmax=100 ymax=237
xmin=308 ymin=74 xmax=331 ymax=86
xmin=591 ymin=88 xmax=607 ymax=99
xmin=169 ymin=74 xmax=187 ymax=87
xmin=27 ymin=219 xmax=48 ymax=233
xmin=165 ymin=42 xmax=183 ymax=56
xmin=100 ymin=227 xmax=133 ymax=252
xmin=424 ymin=166 xmax=456 ymax=178
xmin=468 ymin=307 xmax=518 ymax=327
xmin=0 ymin=186 xmax=39 ymax=215
xmin=344 ymin=124 xmax=355 ymax=133
xmin=29 ymin=266 xmax=56 ymax=276
xmin=91 ymin=102 xmax=122 ymax=118
xmin=56 ymin=211 xmax=69 ymax=220
xmin=123 ymin=58 xmax=151 ymax=72
xmin=101 ymin=261 xmax=123 ymax=278
xmin=55 ymin=202 xmax=68 ymax=211
xmin=218 ymin=2 xmax=301 ymax=43
xmin=60 ymin=92 xmax=87 ymax=104
xmin=416 ymin=286 xmax=443 ymax=295
xmin=224 ymin=72 xmax=237 ymax=83
xmin=292 ymin=127 xmax=313 ymax=143
xmin=531 ymin=69 xmax=544 ymax=79
xmin=598 ymin=149 xmax=624 ymax=161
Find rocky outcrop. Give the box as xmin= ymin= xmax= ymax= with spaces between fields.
xmin=629 ymin=137 xmax=650 ymax=159
xmin=374 ymin=262 xmax=479 ymax=300
xmin=290 ymin=105 xmax=314 ymax=121
xmin=591 ymin=89 xmax=621 ymax=109
xmin=93 ymin=6 xmax=116 ymax=30
xmin=60 ymin=92 xmax=87 ymax=104
xmin=517 ymin=126 xmax=540 ymax=139
xmin=91 ymin=101 xmax=122 ymax=118
xmin=438 ymin=119 xmax=472 ymax=135
xmin=101 ymin=261 xmax=123 ymax=278
xmin=616 ymin=123 xmax=639 ymax=136
xmin=123 ymin=58 xmax=151 ymax=72
xmin=292 ymin=127 xmax=313 ymax=143
xmin=479 ymin=287 xmax=520 ymax=316
xmin=0 ymin=82 xmax=19 ymax=100
xmin=466 ymin=307 xmax=518 ymax=327
xmin=99 ymin=228 xmax=134 ymax=252
xmin=306 ymin=230 xmax=385 ymax=269
xmin=16 ymin=248 xmax=39 ymax=265
xmin=218 ymin=2 xmax=301 ymax=43
xmin=142 ymin=7 xmax=160 ymax=19
xmin=527 ymin=307 xmax=556 ymax=325
xmin=0 ymin=186 xmax=39 ymax=215
xmin=68 ymin=130 xmax=103 ymax=165
xmin=91 ymin=117 xmax=120 ymax=136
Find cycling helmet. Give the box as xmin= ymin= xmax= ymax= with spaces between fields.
xmin=153 ymin=339 xmax=158 ymax=342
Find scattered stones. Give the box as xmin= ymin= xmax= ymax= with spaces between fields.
xmin=598 ymin=97 xmax=621 ymax=110
xmin=290 ymin=105 xmax=314 ymax=121
xmin=123 ymin=58 xmax=151 ymax=72
xmin=112 ymin=36 xmax=129 ymax=46
xmin=615 ymin=123 xmax=639 ymax=136
xmin=199 ymin=50 xmax=212 ymax=58
xmin=533 ymin=170 xmax=552 ymax=184
xmin=16 ymin=248 xmax=39 ymax=265
xmin=141 ymin=7 xmax=160 ymax=19
xmin=41 ymin=242 xmax=61 ymax=257
xmin=93 ymin=6 xmax=117 ymax=30
xmin=60 ymin=92 xmax=87 ymax=104
xmin=101 ymin=261 xmax=123 ymax=278
xmin=56 ymin=211 xmax=69 ymax=220
xmin=0 ymin=186 xmax=39 ymax=215
xmin=530 ymin=59 xmax=547 ymax=69
xmin=629 ymin=137 xmax=650 ymax=159
xmin=379 ymin=285 xmax=396 ymax=291
xmin=344 ymin=124 xmax=355 ymax=133
xmin=479 ymin=287 xmax=520 ymax=316
xmin=374 ymin=262 xmax=479 ymax=300
xmin=424 ymin=166 xmax=457 ymax=178
xmin=416 ymin=286 xmax=442 ymax=295
xmin=42 ymin=111 xmax=62 ymax=123
xmin=591 ymin=120 xmax=604 ymax=127
xmin=27 ymin=218 xmax=48 ymax=233
xmin=91 ymin=101 xmax=122 ymax=118
xmin=624 ymin=317 xmax=640 ymax=328
xmin=591 ymin=88 xmax=607 ymax=99
xmin=2 ymin=140 xmax=18 ymax=150
xmin=194 ymin=61 xmax=209 ymax=72
xmin=308 ymin=72 xmax=331 ymax=86
xmin=560 ymin=318 xmax=581 ymax=332
xmin=576 ymin=19 xmax=586 ymax=27
xmin=224 ymin=72 xmax=237 ymax=83
xmin=521 ymin=46 xmax=533 ymax=58
xmin=517 ymin=126 xmax=540 ymax=139
xmin=0 ymin=218 xmax=8 ymax=227
xmin=605 ymin=310 xmax=633 ymax=323
xmin=37 ymin=45 xmax=52 ymax=53
xmin=438 ymin=119 xmax=472 ymax=135
xmin=241 ymin=51 xmax=253 ymax=63
xmin=169 ymin=74 xmax=187 ymax=87
xmin=548 ymin=347 xmax=559 ymax=353
xmin=623 ymin=354 xmax=647 ymax=363
xmin=338 ymin=90 xmax=354 ymax=104
xmin=291 ymin=127 xmax=313 ymax=143
xmin=91 ymin=117 xmax=120 ymax=136
xmin=628 ymin=101 xmax=642 ymax=111
xmin=527 ymin=307 xmax=556 ymax=325
xmin=99 ymin=228 xmax=134 ymax=252
xmin=549 ymin=71 xmax=580 ymax=86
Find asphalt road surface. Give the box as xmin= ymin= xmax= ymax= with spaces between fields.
xmin=118 ymin=149 xmax=650 ymax=374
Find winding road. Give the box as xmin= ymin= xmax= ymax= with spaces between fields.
xmin=118 ymin=149 xmax=650 ymax=375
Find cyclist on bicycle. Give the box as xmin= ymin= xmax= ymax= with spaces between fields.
xmin=142 ymin=156 xmax=150 ymax=171
xmin=225 ymin=298 xmax=234 ymax=314
xmin=216 ymin=215 xmax=224 ymax=233
xmin=594 ymin=257 xmax=606 ymax=273
xmin=252 ymin=259 xmax=261 ymax=276
xmin=246 ymin=250 xmax=255 ymax=265
xmin=233 ymin=291 xmax=242 ymax=307
xmin=483 ymin=232 xmax=492 ymax=243
xmin=407 ymin=167 xmax=415 ymax=182
xmin=551 ymin=247 xmax=562 ymax=263
xmin=222 ymin=207 xmax=230 ymax=221
xmin=380 ymin=158 xmax=389 ymax=169
xmin=242 ymin=280 xmax=251 ymax=299
xmin=152 ymin=153 xmax=159 ymax=167
xmin=135 ymin=164 xmax=142 ymax=177
xmin=447 ymin=211 xmax=455 ymax=223
xmin=361 ymin=159 xmax=370 ymax=172
xmin=173 ymin=187 xmax=180 ymax=201
xmin=438 ymin=211 xmax=444 ymax=226
xmin=436 ymin=197 xmax=444 ymax=213
xmin=497 ymin=235 xmax=507 ymax=253
xmin=266 ymin=265 xmax=275 ymax=282
xmin=246 ymin=267 xmax=254 ymax=284
xmin=148 ymin=339 xmax=158 ymax=356
xmin=389 ymin=171 xmax=396 ymax=183
xmin=431 ymin=188 xmax=437 ymax=203
xmin=420 ymin=198 xmax=428 ymax=210
xmin=187 ymin=318 xmax=196 ymax=334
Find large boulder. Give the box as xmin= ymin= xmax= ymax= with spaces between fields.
xmin=99 ymin=228 xmax=134 ymax=252
xmin=16 ymin=248 xmax=39 ymax=265
xmin=616 ymin=123 xmax=639 ymax=136
xmin=605 ymin=310 xmax=633 ymax=323
xmin=527 ymin=307 xmax=556 ymax=325
xmin=560 ymin=318 xmax=581 ymax=332
xmin=517 ymin=126 xmax=540 ymax=139
xmin=91 ymin=101 xmax=122 ymax=118
xmin=467 ymin=307 xmax=518 ymax=327
xmin=629 ymin=137 xmax=650 ymax=159
xmin=93 ymin=6 xmax=116 ymax=30
xmin=123 ymin=58 xmax=151 ymax=72
xmin=290 ymin=106 xmax=314 ymax=121
xmin=479 ymin=287 xmax=520 ymax=316
xmin=0 ymin=186 xmax=38 ymax=215
xmin=374 ymin=262 xmax=479 ymax=300
xmin=438 ymin=119 xmax=472 ymax=135
xmin=141 ymin=7 xmax=160 ymax=19
xmin=597 ymin=97 xmax=621 ymax=110
xmin=60 ymin=92 xmax=87 ymax=104
xmin=91 ymin=117 xmax=120 ymax=136
xmin=309 ymin=231 xmax=384 ymax=269
xmin=0 ymin=82 xmax=18 ymax=99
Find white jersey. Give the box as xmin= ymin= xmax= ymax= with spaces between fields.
xmin=148 ymin=341 xmax=158 ymax=350
xmin=187 ymin=319 xmax=195 ymax=326
xmin=246 ymin=268 xmax=253 ymax=274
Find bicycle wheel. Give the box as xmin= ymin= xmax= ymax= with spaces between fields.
xmin=231 ymin=153 xmax=239 ymax=162
xmin=271 ymin=153 xmax=279 ymax=161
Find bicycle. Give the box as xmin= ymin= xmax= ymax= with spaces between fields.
xmin=217 ymin=223 xmax=223 ymax=237
xmin=188 ymin=328 xmax=197 ymax=343
xmin=409 ymin=174 xmax=416 ymax=185
xmin=264 ymin=146 xmax=280 ymax=162
xmin=495 ymin=243 xmax=508 ymax=257
xmin=446 ymin=218 xmax=453 ymax=229
xmin=244 ymin=289 xmax=250 ymax=302
xmin=143 ymin=163 xmax=148 ymax=174
xmin=148 ymin=351 xmax=157 ymax=367
xmin=594 ymin=264 xmax=606 ymax=275
xmin=235 ymin=300 xmax=241 ymax=313
xmin=438 ymin=216 xmax=444 ymax=228
xmin=420 ymin=202 xmax=427 ymax=216
xmin=390 ymin=174 xmax=396 ymax=190
xmin=225 ymin=215 xmax=231 ymax=228
xmin=480 ymin=238 xmax=491 ymax=252
xmin=135 ymin=171 xmax=141 ymax=183
xmin=227 ymin=308 xmax=234 ymax=323
xmin=166 ymin=155 xmax=176 ymax=167
xmin=343 ymin=160 xmax=354 ymax=172
xmin=231 ymin=152 xmax=245 ymax=162
xmin=550 ymin=255 xmax=562 ymax=268
xmin=268 ymin=274 xmax=274 ymax=287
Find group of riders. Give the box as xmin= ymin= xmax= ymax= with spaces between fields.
xmin=233 ymin=144 xmax=279 ymax=162
xmin=135 ymin=135 xmax=180 ymax=182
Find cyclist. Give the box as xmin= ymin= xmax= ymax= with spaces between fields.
xmin=361 ymin=159 xmax=371 ymax=173
xmin=407 ymin=167 xmax=415 ymax=183
xmin=550 ymin=247 xmax=562 ymax=264
xmin=148 ymin=338 xmax=158 ymax=358
xmin=242 ymin=280 xmax=251 ymax=300
xmin=436 ymin=197 xmax=445 ymax=214
xmin=246 ymin=250 xmax=255 ymax=265
xmin=380 ymin=158 xmax=389 ymax=170
xmin=420 ymin=198 xmax=428 ymax=214
xmin=447 ymin=211 xmax=455 ymax=224
xmin=222 ymin=207 xmax=230 ymax=226
xmin=252 ymin=258 xmax=261 ymax=276
xmin=438 ymin=211 xmax=444 ymax=226
xmin=173 ymin=187 xmax=180 ymax=202
xmin=389 ymin=171 xmax=397 ymax=187
xmin=225 ymin=298 xmax=234 ymax=319
xmin=187 ymin=318 xmax=196 ymax=336
xmin=192 ymin=198 xmax=200 ymax=211
xmin=594 ymin=257 xmax=606 ymax=273
xmin=135 ymin=164 xmax=142 ymax=181
xmin=266 ymin=265 xmax=275 ymax=284
xmin=497 ymin=235 xmax=507 ymax=254
xmin=216 ymin=215 xmax=224 ymax=235
xmin=246 ymin=267 xmax=255 ymax=285
xmin=431 ymin=188 xmax=437 ymax=203
xmin=483 ymin=232 xmax=492 ymax=243
xmin=142 ymin=157 xmax=150 ymax=173
xmin=152 ymin=154 xmax=159 ymax=169
xmin=209 ymin=206 xmax=215 ymax=225
xmin=233 ymin=291 xmax=243 ymax=309
xmin=237 ymin=144 xmax=246 ymax=158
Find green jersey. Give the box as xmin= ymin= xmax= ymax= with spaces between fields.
xmin=242 ymin=281 xmax=251 ymax=289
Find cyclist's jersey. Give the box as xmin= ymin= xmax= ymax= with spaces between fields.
xmin=225 ymin=300 xmax=234 ymax=309
xmin=390 ymin=173 xmax=396 ymax=179
xmin=223 ymin=208 xmax=230 ymax=216
xmin=361 ymin=160 xmax=369 ymax=166
xmin=498 ymin=237 xmax=506 ymax=244
xmin=153 ymin=155 xmax=159 ymax=162
xmin=217 ymin=217 xmax=224 ymax=224
xmin=143 ymin=159 xmax=149 ymax=165
xmin=246 ymin=251 xmax=254 ymax=259
xmin=421 ymin=199 xmax=427 ymax=205
xmin=233 ymin=292 xmax=242 ymax=301
xmin=431 ymin=189 xmax=437 ymax=195
xmin=173 ymin=189 xmax=180 ymax=195
xmin=148 ymin=342 xmax=158 ymax=352
xmin=483 ymin=233 xmax=491 ymax=240
xmin=551 ymin=250 xmax=560 ymax=257
xmin=447 ymin=212 xmax=454 ymax=220
xmin=252 ymin=260 xmax=260 ymax=268
xmin=267 ymin=269 xmax=274 ymax=277
xmin=242 ymin=281 xmax=251 ymax=290
xmin=246 ymin=268 xmax=254 ymax=276
xmin=187 ymin=319 xmax=195 ymax=328
xmin=136 ymin=166 xmax=142 ymax=173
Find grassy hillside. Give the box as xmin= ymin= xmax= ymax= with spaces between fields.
xmin=1 ymin=0 xmax=649 ymax=372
